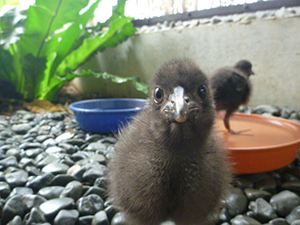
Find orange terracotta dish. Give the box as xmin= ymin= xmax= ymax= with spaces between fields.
xmin=216 ymin=113 xmax=300 ymax=174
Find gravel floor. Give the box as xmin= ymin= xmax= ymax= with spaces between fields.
xmin=0 ymin=104 xmax=300 ymax=225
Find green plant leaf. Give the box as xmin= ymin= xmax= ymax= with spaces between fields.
xmin=0 ymin=6 xmax=26 ymax=49
xmin=56 ymin=16 xmax=135 ymax=76
xmin=17 ymin=0 xmax=89 ymax=58
xmin=42 ymin=70 xmax=149 ymax=101
xmin=21 ymin=54 xmax=47 ymax=100
xmin=0 ymin=47 xmax=13 ymax=80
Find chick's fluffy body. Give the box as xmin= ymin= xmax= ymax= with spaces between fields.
xmin=108 ymin=60 xmax=231 ymax=225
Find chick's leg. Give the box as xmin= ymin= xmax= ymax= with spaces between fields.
xmin=224 ymin=110 xmax=234 ymax=133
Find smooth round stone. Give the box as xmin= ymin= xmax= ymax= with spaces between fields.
xmin=253 ymin=105 xmax=281 ymax=116
xmin=22 ymin=194 xmax=47 ymax=212
xmin=267 ymin=218 xmax=289 ymax=225
xmin=36 ymin=155 xmax=59 ymax=167
xmin=248 ymin=198 xmax=277 ymax=223
xmin=71 ymin=151 xmax=91 ymax=162
xmin=42 ymin=162 xmax=69 ymax=174
xmin=25 ymin=148 xmax=43 ymax=158
xmin=230 ymin=215 xmax=261 ymax=225
xmin=223 ymin=188 xmax=248 ymax=217
xmin=0 ymin=181 xmax=11 ymax=198
xmin=64 ymin=138 xmax=85 ymax=147
xmin=234 ymin=178 xmax=254 ymax=189
xmin=255 ymin=177 xmax=277 ymax=194
xmin=292 ymin=220 xmax=300 ymax=225
xmin=0 ymin=156 xmax=19 ymax=168
xmin=105 ymin=205 xmax=118 ymax=221
xmin=270 ymin=190 xmax=300 ymax=217
xmin=76 ymin=194 xmax=104 ymax=216
xmin=1 ymin=195 xmax=25 ymax=224
xmin=9 ymin=187 xmax=33 ymax=197
xmin=89 ymin=154 xmax=106 ymax=165
xmin=19 ymin=142 xmax=45 ymax=150
xmin=7 ymin=215 xmax=22 ymax=225
xmin=6 ymin=149 xmax=21 ymax=161
xmin=60 ymin=180 xmax=83 ymax=201
xmin=244 ymin=188 xmax=272 ymax=201
xmin=26 ymin=173 xmax=55 ymax=191
xmin=11 ymin=124 xmax=32 ymax=134
xmin=83 ymin=186 xmax=107 ymax=200
xmin=45 ymin=146 xmax=66 ymax=154
xmin=78 ymin=215 xmax=94 ymax=225
xmin=111 ymin=212 xmax=129 ymax=225
xmin=39 ymin=197 xmax=74 ymax=219
xmin=85 ymin=134 xmax=103 ymax=143
xmin=50 ymin=174 xmax=77 ymax=186
xmin=94 ymin=177 xmax=108 ymax=190
xmin=219 ymin=207 xmax=231 ymax=223
xmin=58 ymin=143 xmax=78 ymax=154
xmin=286 ymin=168 xmax=300 ymax=180
xmin=55 ymin=132 xmax=74 ymax=142
xmin=281 ymin=173 xmax=299 ymax=182
xmin=287 ymin=206 xmax=300 ymax=224
xmin=82 ymin=163 xmax=106 ymax=183
xmin=281 ymin=182 xmax=300 ymax=192
xmin=85 ymin=142 xmax=107 ymax=152
xmin=101 ymin=137 xmax=117 ymax=144
xmin=37 ymin=186 xmax=65 ymax=199
xmin=92 ymin=210 xmax=109 ymax=225
xmin=5 ymin=170 xmax=28 ymax=188
xmin=23 ymin=207 xmax=47 ymax=224
xmin=36 ymin=135 xmax=55 ymax=143
xmin=54 ymin=209 xmax=79 ymax=225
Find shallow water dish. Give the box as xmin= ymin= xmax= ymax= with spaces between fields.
xmin=216 ymin=113 xmax=300 ymax=174
xmin=70 ymin=98 xmax=147 ymax=133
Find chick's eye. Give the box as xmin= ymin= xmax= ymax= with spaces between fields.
xmin=154 ymin=87 xmax=164 ymax=104
xmin=198 ymin=85 xmax=207 ymax=99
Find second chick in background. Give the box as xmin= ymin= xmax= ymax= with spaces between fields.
xmin=210 ymin=60 xmax=255 ymax=133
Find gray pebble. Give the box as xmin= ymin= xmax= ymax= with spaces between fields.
xmin=26 ymin=173 xmax=55 ymax=191
xmin=11 ymin=124 xmax=32 ymax=134
xmin=2 ymin=195 xmax=25 ymax=224
xmin=5 ymin=170 xmax=28 ymax=188
xmin=111 ymin=212 xmax=129 ymax=225
xmin=78 ymin=215 xmax=94 ymax=225
xmin=39 ymin=197 xmax=74 ymax=219
xmin=0 ymin=156 xmax=19 ymax=168
xmin=24 ymin=207 xmax=47 ymax=224
xmin=54 ymin=209 xmax=79 ymax=225
xmin=60 ymin=180 xmax=83 ymax=201
xmin=287 ymin=206 xmax=300 ymax=224
xmin=76 ymin=194 xmax=104 ymax=216
xmin=22 ymin=194 xmax=47 ymax=212
xmin=0 ymin=181 xmax=11 ymax=198
xmin=223 ymin=187 xmax=248 ymax=217
xmin=92 ymin=210 xmax=109 ymax=225
xmin=42 ymin=162 xmax=69 ymax=174
xmin=244 ymin=188 xmax=272 ymax=201
xmin=9 ymin=187 xmax=33 ymax=198
xmin=230 ymin=215 xmax=261 ymax=225
xmin=248 ymin=198 xmax=277 ymax=223
xmin=267 ymin=218 xmax=289 ymax=225
xmin=292 ymin=220 xmax=300 ymax=225
xmin=7 ymin=215 xmax=22 ymax=225
xmin=37 ymin=186 xmax=65 ymax=199
xmin=270 ymin=190 xmax=300 ymax=217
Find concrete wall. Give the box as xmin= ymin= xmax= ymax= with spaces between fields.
xmin=73 ymin=8 xmax=300 ymax=110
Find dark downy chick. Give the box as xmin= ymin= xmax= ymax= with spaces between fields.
xmin=210 ymin=60 xmax=254 ymax=133
xmin=108 ymin=59 xmax=232 ymax=225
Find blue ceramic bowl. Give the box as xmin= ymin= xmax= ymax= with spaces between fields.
xmin=70 ymin=98 xmax=147 ymax=133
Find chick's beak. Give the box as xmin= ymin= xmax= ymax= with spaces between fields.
xmin=163 ymin=86 xmax=199 ymax=123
